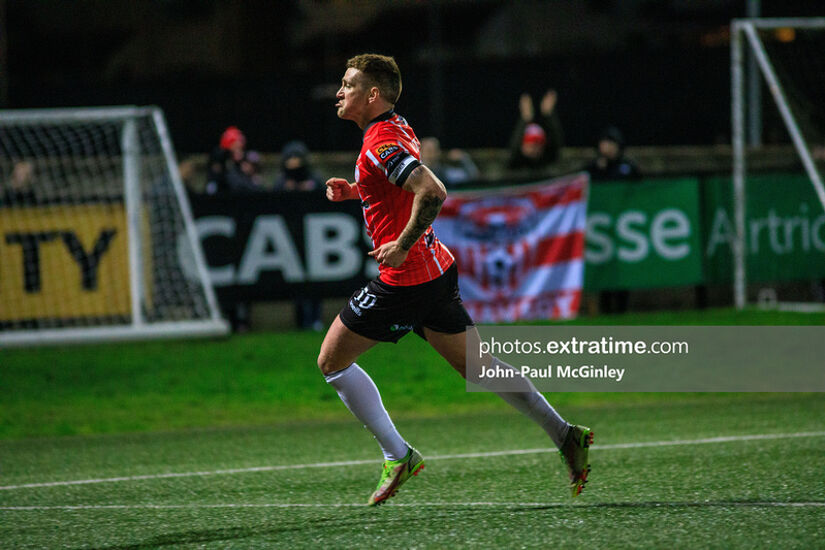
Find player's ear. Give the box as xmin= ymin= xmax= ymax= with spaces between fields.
xmin=368 ymin=86 xmax=380 ymax=104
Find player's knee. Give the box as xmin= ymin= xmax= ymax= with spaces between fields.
xmin=316 ymin=352 xmax=344 ymax=376
xmin=316 ymin=352 xmax=332 ymax=375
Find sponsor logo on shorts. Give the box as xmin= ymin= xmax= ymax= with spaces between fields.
xmin=350 ymin=287 xmax=377 ymax=317
xmin=390 ymin=323 xmax=414 ymax=332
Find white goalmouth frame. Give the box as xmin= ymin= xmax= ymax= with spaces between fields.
xmin=0 ymin=106 xmax=228 ymax=346
xmin=730 ymin=17 xmax=825 ymax=311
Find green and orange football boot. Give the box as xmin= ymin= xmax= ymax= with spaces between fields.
xmin=558 ymin=424 xmax=593 ymax=497
xmin=367 ymin=447 xmax=425 ymax=506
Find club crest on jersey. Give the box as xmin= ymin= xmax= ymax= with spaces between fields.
xmin=376 ymin=143 xmax=400 ymax=160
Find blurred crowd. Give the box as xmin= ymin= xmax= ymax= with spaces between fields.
xmin=190 ymin=87 xmax=650 ymax=330
xmin=0 ymin=87 xmax=657 ymax=332
xmin=8 ymin=92 xmax=825 ymax=333
xmin=6 ymin=83 xmax=825 ymax=336
xmin=192 ymin=87 xmax=645 ymax=197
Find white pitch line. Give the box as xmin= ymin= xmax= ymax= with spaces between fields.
xmin=1 ymin=501 xmax=824 ymax=511
xmin=2 ymin=430 xmax=824 ymax=492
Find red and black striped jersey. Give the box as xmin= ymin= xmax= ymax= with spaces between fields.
xmin=355 ymin=110 xmax=454 ymax=286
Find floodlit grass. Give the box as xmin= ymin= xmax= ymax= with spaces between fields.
xmin=1 ymin=394 xmax=823 ymax=548
xmin=2 ymin=307 xmax=822 ymax=439
xmin=1 ymin=308 xmax=824 ymax=546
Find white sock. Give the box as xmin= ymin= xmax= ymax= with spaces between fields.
xmin=486 ymin=357 xmax=570 ymax=448
xmin=325 ymin=363 xmax=409 ymax=461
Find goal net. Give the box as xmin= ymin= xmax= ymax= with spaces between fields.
xmin=0 ymin=106 xmax=228 ymax=346
xmin=731 ymin=18 xmax=825 ymax=311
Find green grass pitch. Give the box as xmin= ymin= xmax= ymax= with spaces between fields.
xmin=1 ymin=308 xmax=824 ymax=547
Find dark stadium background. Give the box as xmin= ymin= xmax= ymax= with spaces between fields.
xmin=3 ymin=4 xmax=825 ymax=547
xmin=3 ymin=0 xmax=821 ymax=155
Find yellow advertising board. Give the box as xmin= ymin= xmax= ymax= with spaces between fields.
xmin=0 ymin=204 xmax=131 ymax=322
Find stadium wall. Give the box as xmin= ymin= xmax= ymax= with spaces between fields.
xmin=179 ymin=173 xmax=825 ymax=299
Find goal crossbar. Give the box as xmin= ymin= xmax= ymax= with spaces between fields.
xmin=0 ymin=106 xmax=156 ymax=125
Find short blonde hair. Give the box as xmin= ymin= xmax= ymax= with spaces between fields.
xmin=346 ymin=53 xmax=402 ymax=104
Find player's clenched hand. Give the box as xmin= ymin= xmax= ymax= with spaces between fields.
xmin=367 ymin=241 xmax=408 ymax=268
xmin=325 ymin=178 xmax=356 ymax=201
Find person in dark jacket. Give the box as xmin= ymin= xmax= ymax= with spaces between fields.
xmin=272 ymin=140 xmax=323 ymax=192
xmin=583 ymin=126 xmax=641 ymax=182
xmin=274 ymin=140 xmax=324 ymax=330
xmin=584 ymin=126 xmax=642 ymax=315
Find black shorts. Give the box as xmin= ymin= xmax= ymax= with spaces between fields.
xmin=339 ymin=263 xmax=474 ymax=343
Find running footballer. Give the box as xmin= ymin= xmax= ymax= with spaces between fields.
xmin=317 ymin=53 xmax=592 ymax=506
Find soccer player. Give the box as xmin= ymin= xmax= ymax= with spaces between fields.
xmin=318 ymin=53 xmax=592 ymax=506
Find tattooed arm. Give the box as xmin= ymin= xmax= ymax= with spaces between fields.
xmin=398 ymin=165 xmax=447 ymax=250
xmin=367 ymin=165 xmax=447 ymax=268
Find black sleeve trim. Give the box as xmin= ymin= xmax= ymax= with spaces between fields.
xmin=390 ymin=157 xmax=421 ymax=187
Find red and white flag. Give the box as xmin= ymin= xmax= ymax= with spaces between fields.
xmin=434 ymin=173 xmax=589 ymax=323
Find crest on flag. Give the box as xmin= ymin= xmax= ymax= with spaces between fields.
xmin=434 ymin=173 xmax=589 ymax=322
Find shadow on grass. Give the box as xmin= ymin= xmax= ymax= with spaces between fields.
xmin=90 ymin=508 xmax=487 ymax=550
xmin=86 ymin=500 xmax=823 ymax=549
xmin=510 ymin=499 xmax=825 ymax=511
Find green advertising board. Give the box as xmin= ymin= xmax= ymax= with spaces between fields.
xmin=583 ymin=172 xmax=825 ymax=290
xmin=702 ymin=173 xmax=825 ymax=284
xmin=585 ymin=178 xmax=704 ymax=291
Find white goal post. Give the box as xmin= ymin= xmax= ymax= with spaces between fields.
xmin=0 ymin=106 xmax=228 ymax=346
xmin=730 ymin=17 xmax=825 ymax=310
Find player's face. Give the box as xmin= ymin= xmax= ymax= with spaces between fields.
xmin=336 ymin=68 xmax=371 ymax=123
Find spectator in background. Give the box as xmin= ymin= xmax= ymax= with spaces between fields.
xmin=813 ymin=143 xmax=825 ymax=162
xmin=240 ymin=150 xmax=264 ymax=188
xmin=1 ymin=160 xmax=38 ymax=206
xmin=274 ymin=140 xmax=324 ymax=331
xmin=205 ymin=126 xmax=263 ymax=195
xmin=176 ymin=158 xmax=198 ymax=195
xmin=506 ymin=89 xmax=564 ymax=173
xmin=273 ymin=140 xmax=323 ymax=192
xmin=205 ymin=126 xmax=262 ymax=332
xmin=419 ymin=136 xmax=480 ymax=187
xmin=583 ymin=126 xmax=642 ymax=315
xmin=583 ymin=126 xmax=641 ymax=182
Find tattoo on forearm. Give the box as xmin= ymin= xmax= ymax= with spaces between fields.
xmin=400 ymin=194 xmax=443 ymax=250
